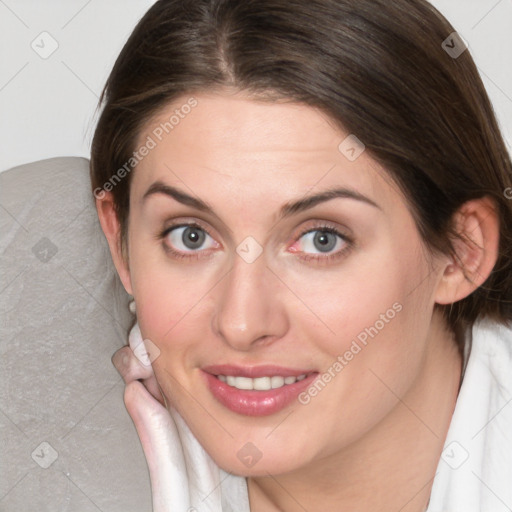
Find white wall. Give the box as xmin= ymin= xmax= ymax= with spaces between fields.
xmin=0 ymin=0 xmax=511 ymax=172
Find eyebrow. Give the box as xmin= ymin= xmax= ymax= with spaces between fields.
xmin=142 ymin=180 xmax=381 ymax=219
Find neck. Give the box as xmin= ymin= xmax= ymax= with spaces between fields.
xmin=248 ymin=312 xmax=463 ymax=512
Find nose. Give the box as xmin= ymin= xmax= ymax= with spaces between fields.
xmin=211 ymin=254 xmax=289 ymax=351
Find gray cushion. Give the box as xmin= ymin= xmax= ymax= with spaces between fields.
xmin=0 ymin=157 xmax=152 ymax=511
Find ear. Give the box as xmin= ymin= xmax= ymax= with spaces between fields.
xmin=435 ymin=196 xmax=499 ymax=305
xmin=95 ymin=192 xmax=133 ymax=295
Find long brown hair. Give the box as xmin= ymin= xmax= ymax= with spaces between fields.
xmin=90 ymin=0 xmax=512 ymax=338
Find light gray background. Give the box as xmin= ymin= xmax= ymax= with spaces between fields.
xmin=0 ymin=0 xmax=511 ymax=173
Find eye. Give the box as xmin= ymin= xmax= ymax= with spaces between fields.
xmin=289 ymin=225 xmax=352 ymax=262
xmin=162 ymin=224 xmax=217 ymax=254
xmin=299 ymin=228 xmax=346 ymax=254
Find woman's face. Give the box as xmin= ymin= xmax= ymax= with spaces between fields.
xmin=124 ymin=90 xmax=449 ymax=476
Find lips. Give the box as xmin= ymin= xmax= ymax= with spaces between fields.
xmin=201 ymin=364 xmax=318 ymax=416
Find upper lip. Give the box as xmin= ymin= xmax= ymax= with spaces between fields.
xmin=202 ymin=364 xmax=317 ymax=378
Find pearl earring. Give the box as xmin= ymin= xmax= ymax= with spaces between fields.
xmin=129 ymin=299 xmax=136 ymax=314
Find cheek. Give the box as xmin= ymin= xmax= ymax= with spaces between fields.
xmin=132 ymin=274 xmax=211 ymax=407
xmin=330 ymin=256 xmax=435 ymax=390
xmin=127 ymin=243 xmax=212 ymax=357
xmin=290 ymin=237 xmax=436 ymax=410
xmin=285 ymin=243 xmax=422 ymax=356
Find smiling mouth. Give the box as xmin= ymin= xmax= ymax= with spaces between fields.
xmin=202 ymin=369 xmax=319 ymax=416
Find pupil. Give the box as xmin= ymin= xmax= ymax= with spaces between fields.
xmin=183 ymin=227 xmax=205 ymax=249
xmin=314 ymin=231 xmax=336 ymax=252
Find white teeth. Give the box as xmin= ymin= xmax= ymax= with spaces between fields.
xmin=271 ymin=376 xmax=285 ymax=389
xmin=253 ymin=377 xmax=271 ymax=390
xmin=218 ymin=374 xmax=307 ymax=391
xmin=233 ymin=376 xmax=253 ymax=390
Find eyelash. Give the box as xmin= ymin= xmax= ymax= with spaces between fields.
xmin=157 ymin=221 xmax=354 ymax=264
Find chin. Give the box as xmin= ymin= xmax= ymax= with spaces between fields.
xmin=216 ymin=457 xmax=294 ymax=478
xmin=206 ymin=439 xmax=312 ymax=478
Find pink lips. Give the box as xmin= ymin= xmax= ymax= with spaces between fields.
xmin=201 ymin=364 xmax=318 ymax=416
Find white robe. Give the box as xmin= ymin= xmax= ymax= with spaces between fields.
xmin=427 ymin=318 xmax=512 ymax=511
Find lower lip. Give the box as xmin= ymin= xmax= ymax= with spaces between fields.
xmin=202 ymin=371 xmax=318 ymax=416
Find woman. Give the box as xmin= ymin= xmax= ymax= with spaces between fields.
xmin=90 ymin=0 xmax=512 ymax=510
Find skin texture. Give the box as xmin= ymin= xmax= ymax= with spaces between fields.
xmin=99 ymin=90 xmax=500 ymax=512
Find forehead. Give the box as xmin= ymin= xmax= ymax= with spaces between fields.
xmin=140 ymin=91 xmax=342 ymax=153
xmin=131 ymin=91 xmax=402 ymax=213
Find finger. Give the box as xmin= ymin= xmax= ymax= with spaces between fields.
xmin=112 ymin=345 xmax=153 ymax=383
xmin=124 ymin=380 xmax=191 ymax=511
xmin=112 ymin=346 xmax=165 ymax=405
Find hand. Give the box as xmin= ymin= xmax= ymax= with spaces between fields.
xmin=112 ymin=324 xmax=191 ymax=511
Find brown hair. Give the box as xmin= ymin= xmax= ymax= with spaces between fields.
xmin=90 ymin=0 xmax=512 ymax=339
